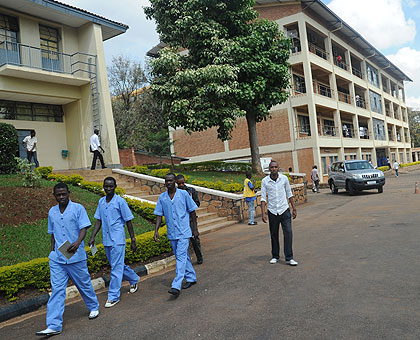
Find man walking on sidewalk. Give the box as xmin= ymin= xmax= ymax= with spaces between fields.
xmin=311 ymin=165 xmax=320 ymax=193
xmin=154 ymin=173 xmax=198 ymax=297
xmin=393 ymin=160 xmax=399 ymax=177
xmin=261 ymin=160 xmax=298 ymax=266
xmin=89 ymin=177 xmax=139 ymax=308
xmin=176 ymin=174 xmax=203 ymax=264
xmin=90 ymin=129 xmax=106 ymax=170
xmin=36 ymin=183 xmax=99 ymax=336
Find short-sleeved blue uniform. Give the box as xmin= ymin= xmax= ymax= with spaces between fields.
xmin=94 ymin=194 xmax=139 ymax=301
xmin=154 ymin=189 xmax=198 ymax=290
xmin=46 ymin=200 xmax=99 ymax=332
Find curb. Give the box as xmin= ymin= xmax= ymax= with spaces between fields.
xmin=0 ymin=255 xmax=176 ymax=324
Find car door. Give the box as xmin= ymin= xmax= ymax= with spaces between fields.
xmin=336 ymin=162 xmax=346 ymax=188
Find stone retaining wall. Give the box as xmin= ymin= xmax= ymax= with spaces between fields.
xmin=113 ymin=169 xmax=307 ymax=222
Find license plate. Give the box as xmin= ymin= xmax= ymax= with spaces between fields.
xmin=367 ymin=181 xmax=376 ymax=185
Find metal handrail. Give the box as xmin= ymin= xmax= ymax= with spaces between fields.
xmin=308 ymin=42 xmax=329 ymax=60
xmin=333 ymin=57 xmax=349 ymax=71
xmin=295 ymin=125 xmax=311 ymax=138
xmin=355 ymin=96 xmax=367 ymax=109
xmin=358 ymin=127 xmax=370 ymax=139
xmin=0 ymin=40 xmax=96 ymax=77
xmin=342 ymin=126 xmax=356 ymax=138
xmin=313 ymin=81 xmax=334 ymax=98
xmin=338 ymin=91 xmax=352 ymax=104
xmin=352 ymin=67 xmax=363 ymax=79
xmin=320 ymin=125 xmax=338 ymax=136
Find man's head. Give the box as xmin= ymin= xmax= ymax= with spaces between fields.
xmin=313 ymin=165 xmax=317 ymax=169
xmin=246 ymin=171 xmax=252 ymax=179
xmin=269 ymin=160 xmax=279 ymax=176
xmin=165 ymin=173 xmax=176 ymax=190
xmin=30 ymin=130 xmax=36 ymax=137
xmin=103 ymin=177 xmax=117 ymax=196
xmin=53 ymin=182 xmax=70 ymax=206
xmin=94 ymin=129 xmax=99 ymax=135
xmin=175 ymin=174 xmax=186 ymax=190
xmin=288 ymin=167 xmax=292 ymax=173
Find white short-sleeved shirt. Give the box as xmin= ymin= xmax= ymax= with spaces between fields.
xmin=394 ymin=162 xmax=399 ymax=169
xmin=23 ymin=135 xmax=37 ymax=152
xmin=90 ymin=134 xmax=100 ymax=151
xmin=260 ymin=174 xmax=293 ymax=216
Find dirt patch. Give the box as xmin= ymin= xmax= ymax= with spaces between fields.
xmin=0 ymin=252 xmax=173 ymax=307
xmin=0 ymin=187 xmax=57 ymax=225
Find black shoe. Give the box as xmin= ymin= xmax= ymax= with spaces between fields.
xmin=248 ymin=222 xmax=258 ymax=225
xmin=168 ymin=288 xmax=180 ymax=296
xmin=102 ymin=166 xmax=107 ymax=169
xmin=183 ymin=281 xmax=197 ymax=289
xmin=197 ymin=258 xmax=203 ymax=265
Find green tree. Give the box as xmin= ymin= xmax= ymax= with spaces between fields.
xmin=144 ymin=0 xmax=291 ymax=172
xmin=408 ymin=108 xmax=420 ymax=147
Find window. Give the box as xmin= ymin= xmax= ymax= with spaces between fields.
xmin=0 ymin=99 xmax=63 ymax=122
xmin=321 ymin=157 xmax=327 ymax=175
xmin=369 ymin=90 xmax=383 ymax=114
xmin=373 ymin=118 xmax=386 ymax=140
xmin=366 ymin=63 xmax=379 ymax=87
xmin=323 ymin=119 xmax=336 ymax=136
xmin=0 ymin=13 xmax=19 ymax=65
xmin=293 ymin=74 xmax=306 ymax=93
xmin=39 ymin=25 xmax=62 ymax=72
xmin=298 ymin=115 xmax=310 ymax=135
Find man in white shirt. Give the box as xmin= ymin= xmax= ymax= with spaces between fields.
xmin=393 ymin=160 xmax=399 ymax=177
xmin=90 ymin=129 xmax=106 ymax=170
xmin=22 ymin=130 xmax=39 ymax=168
xmin=261 ymin=160 xmax=298 ymax=266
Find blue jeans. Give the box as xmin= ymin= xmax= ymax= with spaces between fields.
xmin=268 ymin=209 xmax=294 ymax=261
xmin=26 ymin=150 xmax=39 ymax=168
xmin=246 ymin=200 xmax=255 ymax=224
xmin=395 ymin=169 xmax=399 ymax=177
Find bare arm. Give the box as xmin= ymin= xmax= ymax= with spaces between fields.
xmin=68 ymin=227 xmax=88 ymax=253
xmin=190 ymin=211 xmax=199 ymax=237
xmin=126 ymin=220 xmax=137 ymax=252
xmin=88 ymin=220 xmax=102 ymax=246
xmin=30 ymin=143 xmax=36 ymax=152
xmin=261 ymin=201 xmax=267 ymax=223
xmin=154 ymin=216 xmax=162 ymax=242
xmin=289 ymin=197 xmax=297 ymax=219
xmin=51 ymin=234 xmax=55 ymax=251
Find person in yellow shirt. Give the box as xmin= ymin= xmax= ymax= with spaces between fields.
xmin=244 ymin=172 xmax=257 ymax=225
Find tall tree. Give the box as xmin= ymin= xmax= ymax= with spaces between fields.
xmin=408 ymin=108 xmax=420 ymax=147
xmin=144 ymin=0 xmax=291 ymax=172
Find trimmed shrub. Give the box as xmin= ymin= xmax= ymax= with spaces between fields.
xmin=0 ymin=228 xmax=171 ymax=300
xmin=400 ymin=161 xmax=420 ymax=168
xmin=377 ymin=166 xmax=389 ymax=172
xmin=36 ymin=166 xmax=53 ymax=178
xmin=0 ymin=123 xmax=19 ymax=174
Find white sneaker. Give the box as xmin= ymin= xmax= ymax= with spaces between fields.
xmin=130 ymin=282 xmax=138 ymax=294
xmin=104 ymin=299 xmax=120 ymax=308
xmin=286 ymin=259 xmax=298 ymax=266
xmin=88 ymin=310 xmax=99 ymax=319
xmin=36 ymin=328 xmax=62 ymax=336
xmin=269 ymin=258 xmax=278 ymax=264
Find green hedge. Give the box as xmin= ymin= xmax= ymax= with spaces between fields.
xmin=400 ymin=161 xmax=420 ymax=168
xmin=0 ymin=123 xmax=19 ymax=174
xmin=124 ymin=166 xmax=190 ymax=181
xmin=0 ymin=228 xmax=171 ymax=300
xmin=144 ymin=161 xmax=252 ymax=172
xmin=377 ymin=166 xmax=389 ymax=172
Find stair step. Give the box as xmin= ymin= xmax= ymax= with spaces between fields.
xmin=197 ymin=212 xmax=219 ymax=223
xmin=125 ymin=189 xmax=150 ymax=196
xmin=199 ymin=216 xmax=230 ymax=228
xmin=200 ymin=220 xmax=238 ymax=235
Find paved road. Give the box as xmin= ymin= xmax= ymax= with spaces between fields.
xmin=2 ymin=170 xmax=420 ymax=340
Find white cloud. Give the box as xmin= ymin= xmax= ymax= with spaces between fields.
xmin=59 ymin=0 xmax=159 ymax=65
xmin=387 ymin=47 xmax=420 ymax=109
xmin=328 ymin=0 xmax=416 ymax=49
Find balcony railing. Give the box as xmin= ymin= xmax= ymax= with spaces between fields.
xmin=313 ymin=81 xmax=333 ymax=98
xmin=319 ymin=125 xmax=338 ymax=137
xmin=385 ymin=107 xmax=392 ymax=117
xmin=308 ymin=42 xmax=329 ymax=60
xmin=355 ymin=96 xmax=367 ymax=109
xmin=358 ymin=127 xmax=370 ymax=139
xmin=295 ymin=125 xmax=311 ymax=138
xmin=0 ymin=40 xmax=96 ymax=77
xmin=338 ymin=91 xmax=352 ymax=104
xmin=333 ymin=57 xmax=349 ymax=71
xmin=342 ymin=125 xmax=356 ymax=138
xmin=352 ymin=67 xmax=363 ymax=79
xmin=291 ymin=83 xmax=306 ymax=96
xmin=388 ymin=132 xmax=395 ymax=141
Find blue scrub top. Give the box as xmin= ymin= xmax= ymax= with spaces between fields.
xmin=154 ymin=189 xmax=198 ymax=240
xmin=48 ymin=200 xmax=91 ymax=264
xmin=94 ymin=194 xmax=134 ymax=246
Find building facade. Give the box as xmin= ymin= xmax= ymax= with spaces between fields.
xmin=170 ymin=0 xmax=412 ymax=182
xmin=0 ymin=0 xmax=127 ymax=170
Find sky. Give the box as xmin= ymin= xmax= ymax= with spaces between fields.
xmin=61 ymin=0 xmax=420 ymax=109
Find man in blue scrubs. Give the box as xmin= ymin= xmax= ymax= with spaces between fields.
xmin=154 ymin=173 xmax=198 ymax=296
xmin=36 ymin=183 xmax=99 ymax=337
xmin=89 ymin=177 xmax=139 ymax=308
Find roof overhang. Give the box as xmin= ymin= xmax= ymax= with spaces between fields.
xmin=0 ymin=0 xmax=128 ymax=41
xmin=255 ymin=0 xmax=412 ymax=82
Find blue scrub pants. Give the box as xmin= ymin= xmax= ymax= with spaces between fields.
xmin=47 ymin=259 xmax=99 ymax=332
xmin=104 ymin=244 xmax=139 ymax=301
xmin=170 ymin=238 xmax=197 ymax=290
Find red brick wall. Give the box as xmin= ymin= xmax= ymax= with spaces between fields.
xmin=118 ymin=148 xmax=182 ymax=167
xmin=173 ymin=128 xmax=225 ymax=158
xmin=262 ymin=150 xmax=293 ymax=171
xmin=229 ymin=109 xmax=291 ymax=151
xmin=297 ymin=148 xmax=314 ymax=180
xmin=255 ymin=3 xmax=302 ymax=21
xmin=119 ymin=148 xmax=136 ymax=167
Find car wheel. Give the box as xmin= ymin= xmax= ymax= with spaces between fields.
xmin=378 ymin=186 xmax=383 ymax=193
xmin=330 ymin=181 xmax=338 ymax=194
xmin=348 ymin=182 xmax=356 ymax=196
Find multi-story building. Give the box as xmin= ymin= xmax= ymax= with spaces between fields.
xmin=167 ymin=0 xmax=412 ymax=182
xmin=0 ymin=0 xmax=127 ymax=170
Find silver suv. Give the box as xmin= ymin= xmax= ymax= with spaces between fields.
xmin=328 ymin=160 xmax=385 ymax=195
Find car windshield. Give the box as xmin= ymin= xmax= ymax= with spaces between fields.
xmin=345 ymin=161 xmax=374 ymax=171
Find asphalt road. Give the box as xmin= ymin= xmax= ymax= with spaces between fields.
xmin=2 ymin=170 xmax=420 ymax=340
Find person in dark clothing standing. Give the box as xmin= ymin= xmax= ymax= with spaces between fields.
xmin=176 ymin=174 xmax=203 ymax=264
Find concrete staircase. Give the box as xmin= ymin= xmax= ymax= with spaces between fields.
xmin=54 ymin=169 xmax=238 ymax=235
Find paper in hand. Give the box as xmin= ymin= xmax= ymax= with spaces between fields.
xmin=58 ymin=240 xmax=74 ymax=260
xmin=90 ymin=243 xmax=97 ymax=256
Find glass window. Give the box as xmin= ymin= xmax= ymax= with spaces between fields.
xmin=0 ymin=13 xmax=18 ymax=43
xmin=0 ymin=99 xmax=63 ymax=122
xmin=321 ymin=157 xmax=327 ymax=175
xmin=298 ymin=115 xmax=310 ymax=135
xmin=323 ymin=119 xmax=336 ymax=136
xmin=366 ymin=63 xmax=379 ymax=87
xmin=39 ymin=25 xmax=59 ymax=55
xmin=373 ymin=118 xmax=386 ymax=140
xmin=293 ymin=74 xmax=306 ymax=93
xmin=369 ymin=90 xmax=383 ymax=114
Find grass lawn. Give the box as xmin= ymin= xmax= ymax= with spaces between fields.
xmin=0 ymin=175 xmax=154 ymax=267
xmin=181 ymin=171 xmax=265 ymax=184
